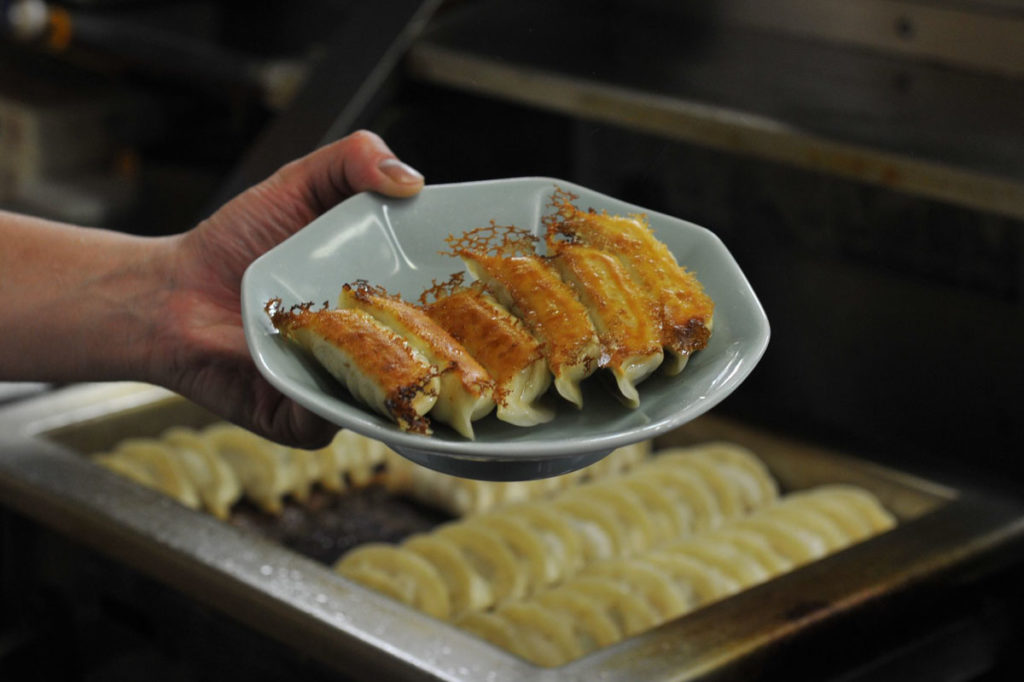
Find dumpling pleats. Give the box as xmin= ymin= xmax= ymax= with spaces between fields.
xmin=548 ymin=197 xmax=714 ymax=375
xmin=161 ymin=426 xmax=243 ymax=519
xmin=458 ymin=250 xmax=601 ymax=409
xmin=267 ymin=300 xmax=439 ymax=434
xmin=338 ymin=282 xmax=495 ymax=439
xmin=422 ymin=284 xmax=554 ymax=427
xmin=107 ymin=439 xmax=202 ymax=509
xmin=549 ymin=242 xmax=663 ymax=407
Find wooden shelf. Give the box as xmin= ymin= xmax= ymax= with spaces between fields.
xmin=408 ymin=0 xmax=1024 ymax=219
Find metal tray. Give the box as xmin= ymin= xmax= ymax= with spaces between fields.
xmin=1 ymin=382 xmax=1022 ymax=681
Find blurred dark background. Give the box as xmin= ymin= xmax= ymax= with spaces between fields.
xmin=1 ymin=0 xmax=1022 ymax=679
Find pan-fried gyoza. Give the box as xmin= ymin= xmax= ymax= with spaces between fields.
xmin=266 ymin=299 xmax=439 ymax=435
xmin=266 ymin=189 xmax=715 ymax=438
xmin=546 ymin=190 xmax=714 ymax=375
xmin=444 ymin=224 xmax=602 ymax=409
xmin=333 ymin=444 xmax=895 ymax=668
xmin=421 ymin=276 xmax=555 ymax=427
xmin=338 ymin=280 xmax=495 ymax=439
xmin=546 ymin=239 xmax=664 ymax=407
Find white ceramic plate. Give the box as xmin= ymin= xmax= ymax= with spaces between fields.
xmin=242 ymin=178 xmax=769 ymax=480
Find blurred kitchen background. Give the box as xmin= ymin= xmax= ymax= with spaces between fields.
xmin=1 ymin=0 xmax=1022 ymax=679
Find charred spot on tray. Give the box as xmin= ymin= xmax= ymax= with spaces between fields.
xmin=229 ymin=486 xmax=452 ymax=565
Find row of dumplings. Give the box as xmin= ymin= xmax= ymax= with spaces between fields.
xmin=268 ymin=191 xmax=715 ymax=438
xmin=383 ymin=439 xmax=652 ymax=516
xmin=334 ymin=443 xmax=780 ymax=619
xmin=457 ymin=485 xmax=897 ymax=667
xmin=92 ymin=422 xmax=654 ymax=520
xmin=93 ymin=425 xmax=391 ymax=518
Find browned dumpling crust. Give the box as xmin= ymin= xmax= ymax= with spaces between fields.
xmin=547 ymin=192 xmax=715 ymax=374
xmin=446 ymin=224 xmax=602 ymax=408
xmin=266 ymin=299 xmax=439 ymax=434
xmin=338 ymin=281 xmax=495 ymax=439
xmin=265 ymin=189 xmax=716 ymax=437
xmin=421 ymin=279 xmax=554 ymax=427
xmin=548 ymin=240 xmax=664 ymax=407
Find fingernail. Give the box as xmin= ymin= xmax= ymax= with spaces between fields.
xmin=379 ymin=158 xmax=424 ymax=185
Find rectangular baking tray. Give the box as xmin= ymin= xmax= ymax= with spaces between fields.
xmin=1 ymin=382 xmax=1022 ymax=681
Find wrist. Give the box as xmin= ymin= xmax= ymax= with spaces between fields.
xmin=56 ymin=231 xmax=179 ymax=384
xmin=0 ymin=211 xmax=180 ymax=384
xmin=104 ymin=233 xmax=183 ymax=385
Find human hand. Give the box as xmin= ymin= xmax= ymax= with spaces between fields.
xmin=151 ymin=130 xmax=425 ymax=448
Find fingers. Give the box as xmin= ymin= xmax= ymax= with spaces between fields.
xmin=246 ymin=378 xmax=339 ymax=449
xmin=267 ymin=400 xmax=339 ymax=450
xmin=376 ymin=158 xmax=427 ymax=196
xmin=242 ymin=389 xmax=339 ymax=450
xmin=173 ymin=131 xmax=423 ymax=447
xmin=169 ymin=349 xmax=339 ymax=450
xmin=276 ymin=130 xmax=425 ymax=216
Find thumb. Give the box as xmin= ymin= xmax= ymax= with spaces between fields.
xmin=275 ymin=130 xmax=425 ymax=216
xmin=376 ymin=157 xmax=427 ymax=197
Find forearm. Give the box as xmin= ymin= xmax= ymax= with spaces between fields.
xmin=0 ymin=210 xmax=177 ymax=383
xmin=0 ymin=133 xmax=423 ymax=446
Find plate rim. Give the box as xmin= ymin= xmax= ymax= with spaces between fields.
xmin=241 ymin=176 xmax=770 ymax=466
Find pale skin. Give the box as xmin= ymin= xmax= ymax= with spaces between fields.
xmin=0 ymin=130 xmax=424 ymax=448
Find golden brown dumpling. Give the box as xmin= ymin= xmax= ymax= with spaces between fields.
xmin=547 ymin=240 xmax=664 ymax=407
xmin=447 ymin=225 xmax=601 ymax=408
xmin=266 ymin=299 xmax=439 ymax=434
xmin=421 ymin=280 xmax=553 ymax=427
xmin=337 ymin=281 xmax=495 ymax=439
xmin=547 ymin=193 xmax=714 ymax=375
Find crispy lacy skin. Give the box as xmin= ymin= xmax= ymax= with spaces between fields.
xmin=338 ymin=281 xmax=495 ymax=439
xmin=445 ymin=224 xmax=601 ymax=408
xmin=266 ymin=299 xmax=437 ymax=434
xmin=547 ymin=192 xmax=714 ymax=374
